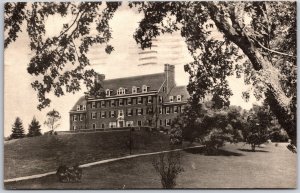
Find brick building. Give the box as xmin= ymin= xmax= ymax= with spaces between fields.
xmin=69 ymin=64 xmax=189 ymax=131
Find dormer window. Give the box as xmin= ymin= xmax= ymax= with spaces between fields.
xmin=117 ymin=87 xmax=125 ymax=95
xmin=132 ymin=86 xmax=137 ymax=94
xmin=83 ymin=105 xmax=86 ymax=110
xmin=142 ymin=85 xmax=148 ymax=93
xmin=177 ymin=95 xmax=182 ymax=102
xmin=169 ymin=96 xmax=174 ymax=102
xmin=106 ymin=89 xmax=110 ymax=97
xmin=77 ymin=105 xmax=80 ymax=111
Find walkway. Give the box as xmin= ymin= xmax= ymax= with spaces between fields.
xmin=4 ymin=145 xmax=202 ymax=183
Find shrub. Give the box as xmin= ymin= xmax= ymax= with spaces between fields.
xmin=169 ymin=119 xmax=183 ymax=145
xmin=270 ymin=129 xmax=289 ymax=142
xmin=152 ymin=152 xmax=184 ymax=189
xmin=202 ymin=127 xmax=234 ymax=155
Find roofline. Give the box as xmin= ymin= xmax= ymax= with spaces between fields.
xmin=103 ymin=72 xmax=164 ymax=83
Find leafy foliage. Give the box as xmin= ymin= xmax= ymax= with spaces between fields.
xmin=130 ymin=1 xmax=296 ymax=146
xmin=152 ymin=152 xmax=184 ymax=189
xmin=243 ymin=105 xmax=273 ymax=151
xmin=4 ymin=2 xmax=120 ymax=110
xmin=169 ymin=118 xmax=183 ymax=145
xmin=44 ymin=109 xmax=61 ymax=133
xmin=10 ymin=117 xmax=25 ymax=139
xmin=4 ymin=2 xmax=296 ymax=146
xmin=27 ymin=116 xmax=42 ymax=137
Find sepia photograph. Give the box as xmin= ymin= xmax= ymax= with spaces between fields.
xmin=3 ymin=1 xmax=297 ymax=189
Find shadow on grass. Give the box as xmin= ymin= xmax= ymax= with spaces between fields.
xmin=184 ymin=147 xmax=243 ymax=156
xmin=238 ymin=148 xmax=269 ymax=153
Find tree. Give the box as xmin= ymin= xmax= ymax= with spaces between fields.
xmin=4 ymin=2 xmax=296 ymax=146
xmin=152 ymin=152 xmax=184 ymax=189
xmin=244 ymin=105 xmax=272 ymax=151
xmin=10 ymin=117 xmax=25 ymax=139
xmin=130 ymin=2 xmax=296 ymax=146
xmin=44 ymin=109 xmax=61 ymax=133
xmin=27 ymin=116 xmax=42 ymax=137
xmin=4 ymin=2 xmax=120 ymax=110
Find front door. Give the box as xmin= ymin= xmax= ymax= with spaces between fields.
xmin=118 ymin=120 xmax=124 ymax=128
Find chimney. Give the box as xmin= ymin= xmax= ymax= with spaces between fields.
xmin=164 ymin=64 xmax=175 ymax=93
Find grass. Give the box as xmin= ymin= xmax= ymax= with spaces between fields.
xmin=4 ymin=130 xmax=179 ymax=179
xmin=5 ymin=142 xmax=297 ymax=189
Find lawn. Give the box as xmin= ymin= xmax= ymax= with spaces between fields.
xmin=5 ymin=142 xmax=297 ymax=189
xmin=4 ymin=130 xmax=178 ymax=179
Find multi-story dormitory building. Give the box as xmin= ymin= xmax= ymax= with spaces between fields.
xmin=69 ymin=64 xmax=189 ymax=131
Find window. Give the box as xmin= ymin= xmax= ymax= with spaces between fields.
xmin=106 ymin=89 xmax=110 ymax=96
xmin=159 ymin=107 xmax=162 ymax=114
xmin=181 ymin=106 xmax=184 ymax=113
xmin=174 ymin=106 xmax=178 ymax=113
xmin=166 ymin=107 xmax=170 ymax=114
xmin=132 ymin=86 xmax=137 ymax=94
xmin=110 ymin=111 xmax=115 ymax=118
xmin=137 ymin=108 xmax=142 ymax=116
xmin=147 ymin=96 xmax=152 ymax=103
xmin=77 ymin=105 xmax=80 ymax=111
xmin=126 ymin=121 xmax=133 ymax=127
xmin=73 ymin=115 xmax=77 ymax=121
xmin=91 ymin=112 xmax=97 ymax=119
xmin=163 ymin=87 xmax=166 ymax=92
xmin=177 ymin=95 xmax=182 ymax=102
xmin=147 ymin=107 xmax=153 ymax=114
xmin=169 ymin=96 xmax=174 ymax=102
xmin=92 ymin=123 xmax=96 ymax=129
xmin=101 ymin=111 xmax=106 ymax=118
xmin=138 ymin=120 xmax=142 ymax=126
xmin=101 ymin=124 xmax=105 ymax=129
xmin=109 ymin=122 xmax=117 ymax=128
xmin=127 ymin=98 xmax=132 ymax=105
xmin=92 ymin=102 xmax=96 ymax=109
xmin=119 ymin=99 xmax=124 ymax=106
xmin=101 ymin=101 xmax=105 ymax=108
xmin=111 ymin=100 xmax=115 ymax=107
xmin=142 ymin=85 xmax=148 ymax=93
xmin=159 ymin=96 xmax=163 ymax=103
xmin=159 ymin=120 xmax=162 ymax=126
xmin=117 ymin=87 xmax=125 ymax=95
xmin=80 ymin=114 xmax=84 ymax=121
xmin=127 ymin=109 xmax=133 ymax=116
xmin=138 ymin=97 xmax=142 ymax=104
xmin=73 ymin=126 xmax=76 ymax=130
xmin=165 ymin=119 xmax=171 ymax=126
xmin=83 ymin=105 xmax=86 ymax=110
xmin=118 ymin=110 xmax=124 ymax=117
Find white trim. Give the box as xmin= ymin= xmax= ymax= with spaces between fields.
xmin=87 ymin=91 xmax=157 ymax=101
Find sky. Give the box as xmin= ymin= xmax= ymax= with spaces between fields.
xmin=4 ymin=3 xmax=259 ymax=137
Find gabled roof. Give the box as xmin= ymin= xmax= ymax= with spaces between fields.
xmin=102 ymin=73 xmax=165 ymax=95
xmin=70 ymin=96 xmax=87 ymax=112
xmin=168 ymin=86 xmax=190 ymax=101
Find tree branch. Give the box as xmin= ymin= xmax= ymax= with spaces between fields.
xmin=251 ymin=37 xmax=296 ymax=58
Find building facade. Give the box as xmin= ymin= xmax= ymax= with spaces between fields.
xmin=69 ymin=64 xmax=189 ymax=131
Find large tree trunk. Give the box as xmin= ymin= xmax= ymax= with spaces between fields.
xmin=206 ymin=2 xmax=296 ymax=146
